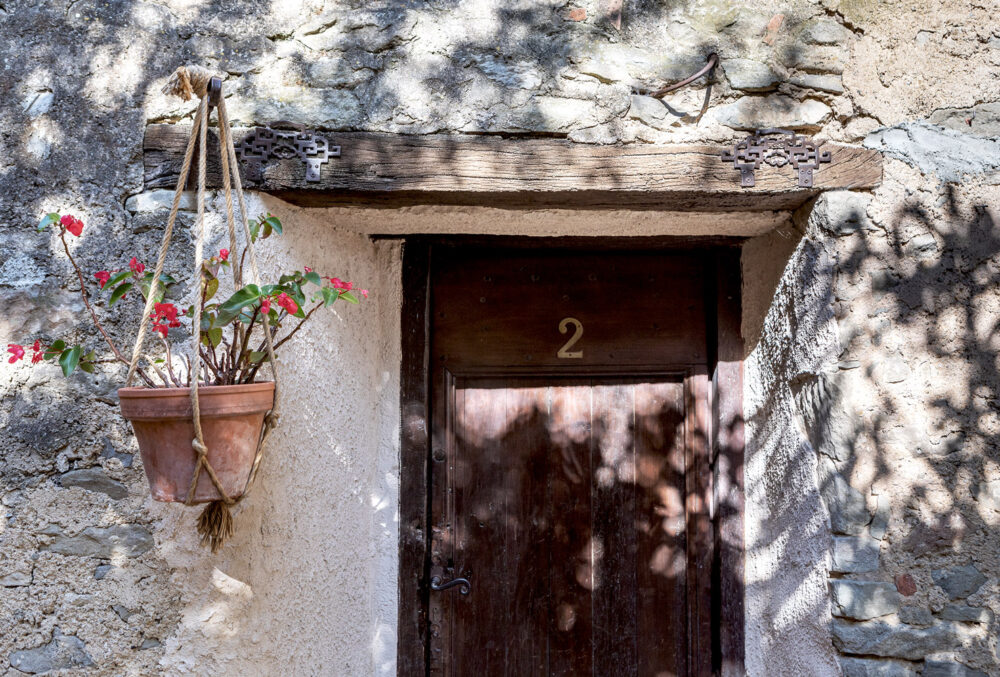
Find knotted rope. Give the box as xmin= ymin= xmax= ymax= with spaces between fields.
xmin=127 ymin=65 xmax=281 ymax=552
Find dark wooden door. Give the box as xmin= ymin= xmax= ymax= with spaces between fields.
xmin=425 ymin=248 xmax=715 ymax=677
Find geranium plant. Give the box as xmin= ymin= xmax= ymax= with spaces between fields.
xmin=8 ymin=211 xmax=366 ymax=387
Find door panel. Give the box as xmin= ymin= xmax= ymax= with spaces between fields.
xmin=428 ymin=248 xmax=713 ymax=677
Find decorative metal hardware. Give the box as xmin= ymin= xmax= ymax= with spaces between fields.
xmin=721 ymin=128 xmax=831 ymax=188
xmin=236 ymin=121 xmax=340 ymax=183
xmin=430 ymin=575 xmax=471 ymax=595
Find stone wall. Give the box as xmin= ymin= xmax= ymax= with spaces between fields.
xmin=2 ymin=0 xmax=999 ymax=674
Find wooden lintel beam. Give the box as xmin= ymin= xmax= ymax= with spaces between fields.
xmin=143 ymin=124 xmax=882 ymax=212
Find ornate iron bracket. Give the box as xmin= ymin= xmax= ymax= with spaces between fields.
xmin=236 ymin=121 xmax=340 ymax=183
xmin=721 ymin=128 xmax=831 ymax=188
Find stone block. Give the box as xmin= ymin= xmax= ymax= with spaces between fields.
xmin=927 ymin=102 xmax=1000 ymax=139
xmin=923 ymin=659 xmax=989 ymax=677
xmin=712 ymin=95 xmax=830 ymax=130
xmin=839 ymin=656 xmax=917 ymax=677
xmin=579 ymin=60 xmax=631 ymax=84
xmin=875 ymin=357 xmax=910 ymax=384
xmin=938 ymin=604 xmax=992 ymax=623
xmin=973 ymin=480 xmax=1000 ymax=512
xmin=832 ymin=619 xmax=966 ymax=659
xmin=23 ymin=90 xmax=54 ymax=118
xmin=57 ymin=468 xmax=128 ymax=500
xmin=831 ymin=535 xmax=880 ymax=573
xmin=818 ymin=459 xmax=871 ymax=535
xmin=831 ymin=580 xmax=902 ymax=620
xmin=811 ymin=190 xmax=873 ymax=236
xmin=784 ymin=45 xmax=846 ymax=74
xmin=41 ymin=525 xmax=153 ymax=559
xmin=898 ymin=606 xmax=933 ymax=626
xmin=0 ymin=570 xmax=31 ymax=587
xmin=125 ymin=190 xmax=197 ymax=214
xmin=932 ymin=565 xmax=987 ymax=599
xmin=723 ymin=59 xmax=779 ymax=91
xmin=870 ymin=495 xmax=890 ymax=540
xmin=627 ymin=95 xmax=672 ymax=129
xmin=8 ymin=629 xmax=94 ymax=674
xmin=799 ymin=19 xmax=855 ymax=45
xmin=894 ymin=574 xmax=917 ymax=597
xmin=790 ymin=74 xmax=845 ymax=94
xmin=864 ymin=122 xmax=1000 ymax=183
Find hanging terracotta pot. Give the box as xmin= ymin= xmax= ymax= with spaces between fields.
xmin=118 ymin=382 xmax=275 ymax=503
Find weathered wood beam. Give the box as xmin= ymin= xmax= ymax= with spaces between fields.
xmin=144 ymin=124 xmax=882 ymax=212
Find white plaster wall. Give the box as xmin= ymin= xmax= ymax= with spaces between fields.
xmin=148 ymin=193 xmax=401 ymax=676
xmin=742 ymin=225 xmax=841 ymax=676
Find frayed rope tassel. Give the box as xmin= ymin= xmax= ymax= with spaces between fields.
xmin=197 ymin=500 xmax=234 ymax=553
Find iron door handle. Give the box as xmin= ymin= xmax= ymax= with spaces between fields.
xmin=430 ymin=575 xmax=471 ymax=595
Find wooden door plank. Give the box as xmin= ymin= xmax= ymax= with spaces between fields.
xmin=591 ymin=383 xmax=639 ymax=676
xmin=144 ymin=124 xmax=882 ymax=212
xmin=547 ymin=384 xmax=595 ymax=677
xmin=686 ymin=371 xmax=714 ymax=676
xmin=635 ymin=381 xmax=688 ymax=676
xmin=500 ymin=384 xmax=551 ymax=676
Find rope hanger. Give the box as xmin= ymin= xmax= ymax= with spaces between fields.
xmin=127 ymin=65 xmax=280 ymax=551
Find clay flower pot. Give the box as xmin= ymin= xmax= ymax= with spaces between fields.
xmin=118 ymin=382 xmax=275 ymax=503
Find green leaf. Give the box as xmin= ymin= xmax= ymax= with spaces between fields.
xmin=105 ymin=271 xmax=131 ymax=289
xmin=207 ymin=327 xmax=222 ymax=347
xmin=263 ymin=216 xmax=282 ymax=235
xmin=37 ymin=212 xmax=60 ymax=231
xmin=83 ymin=350 xmax=96 ymax=362
xmin=137 ymin=277 xmax=166 ymax=302
xmin=321 ymin=287 xmax=339 ymax=307
xmin=200 ymin=312 xmax=214 ymax=331
xmin=215 ymin=284 xmax=262 ymax=326
xmin=340 ymin=291 xmax=359 ymax=305
xmin=79 ymin=361 xmax=95 ymax=374
xmin=204 ymin=277 xmax=219 ymax=303
xmin=59 ymin=346 xmax=82 ymax=377
xmin=44 ymin=339 xmax=66 ymax=360
xmin=109 ymin=282 xmax=132 ymax=306
xmin=304 ymin=271 xmax=321 ymax=286
xmin=249 ymin=219 xmax=260 ymax=242
xmin=248 ymin=351 xmax=266 ymax=364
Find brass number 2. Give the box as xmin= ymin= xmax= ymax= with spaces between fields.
xmin=557 ymin=317 xmax=583 ymax=359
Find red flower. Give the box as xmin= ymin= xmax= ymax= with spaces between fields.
xmin=94 ymin=270 xmax=111 ymax=288
xmin=360 ymin=289 xmax=369 ymax=298
xmin=329 ymin=277 xmax=351 ymax=290
xmin=60 ymin=214 xmax=84 ymax=237
xmin=260 ymin=297 xmax=271 ymax=315
xmin=275 ymin=292 xmax=298 ymax=314
xmin=150 ymin=302 xmax=182 ymax=337
xmin=31 ymin=351 xmax=44 ymax=364
xmin=219 ymin=249 xmax=229 ymax=261
xmin=30 ymin=341 xmax=44 ymax=364
xmin=7 ymin=344 xmax=25 ymax=363
xmin=130 ymin=257 xmax=145 ymax=275
xmin=30 ymin=340 xmax=41 ymax=353
xmin=304 ymin=266 xmax=312 ymax=273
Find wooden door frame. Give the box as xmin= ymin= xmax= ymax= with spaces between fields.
xmin=397 ymin=236 xmax=745 ymax=676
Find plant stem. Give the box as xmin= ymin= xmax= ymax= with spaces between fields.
xmin=59 ymin=230 xmax=156 ymax=388
xmin=159 ymin=336 xmax=183 ymax=387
